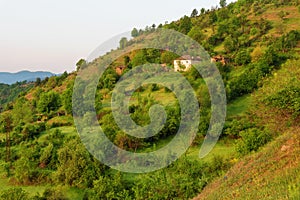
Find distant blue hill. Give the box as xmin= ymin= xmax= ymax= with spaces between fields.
xmin=0 ymin=70 xmax=57 ymax=85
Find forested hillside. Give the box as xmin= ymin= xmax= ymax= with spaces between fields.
xmin=0 ymin=82 xmax=34 ymax=110
xmin=0 ymin=0 xmax=299 ymax=199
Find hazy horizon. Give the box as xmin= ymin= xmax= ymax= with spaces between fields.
xmin=0 ymin=0 xmax=236 ymax=74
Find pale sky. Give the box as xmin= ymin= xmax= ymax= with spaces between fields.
xmin=0 ymin=0 xmax=236 ymax=73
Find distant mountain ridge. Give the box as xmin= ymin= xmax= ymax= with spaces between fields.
xmin=0 ymin=70 xmax=57 ymax=84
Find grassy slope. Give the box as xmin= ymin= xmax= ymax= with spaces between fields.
xmin=194 ymin=126 xmax=300 ymax=200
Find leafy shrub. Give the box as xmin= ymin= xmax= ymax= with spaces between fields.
xmin=208 ymin=155 xmax=231 ymax=176
xmin=235 ymin=49 xmax=251 ymax=65
xmin=256 ymin=59 xmax=300 ymax=116
xmin=132 ymin=159 xmax=211 ymax=200
xmin=38 ymin=187 xmax=67 ymax=200
xmin=224 ymin=118 xmax=254 ymax=138
xmin=151 ymin=83 xmax=160 ymax=92
xmin=0 ymin=188 xmax=29 ymax=200
xmin=21 ymin=122 xmax=45 ymax=140
xmin=37 ymin=91 xmax=61 ymax=114
xmin=264 ymin=85 xmax=300 ymax=116
xmin=226 ymin=67 xmax=262 ymax=101
xmin=236 ymin=128 xmax=272 ymax=155
xmin=88 ymin=173 xmax=130 ymax=200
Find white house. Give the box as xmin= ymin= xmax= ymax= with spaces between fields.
xmin=173 ymin=55 xmax=201 ymax=72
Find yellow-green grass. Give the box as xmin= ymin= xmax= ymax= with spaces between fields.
xmin=194 ymin=126 xmax=300 ymax=200
xmin=37 ymin=126 xmax=77 ymax=143
xmin=187 ymin=139 xmax=237 ymax=163
xmin=227 ymin=95 xmax=252 ymax=118
xmin=214 ymin=43 xmax=225 ymax=53
xmin=0 ymin=177 xmax=47 ymax=196
xmin=101 ymin=86 xmax=177 ymax=108
xmin=259 ymin=6 xmax=300 ymax=36
xmin=46 ymin=115 xmax=74 ymax=127
xmin=117 ymin=138 xmax=237 ymax=184
xmin=139 ymin=135 xmax=236 ymax=163
xmin=0 ymin=177 xmax=84 ymax=199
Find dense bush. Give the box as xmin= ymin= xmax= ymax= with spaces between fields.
xmin=88 ymin=173 xmax=131 ymax=200
xmin=236 ymin=128 xmax=272 ymax=155
xmin=224 ymin=118 xmax=255 ymax=138
xmin=37 ymin=91 xmax=61 ymax=114
xmin=264 ymin=85 xmax=300 ymax=116
xmin=226 ymin=67 xmax=262 ymax=101
xmin=0 ymin=188 xmax=29 ymax=200
xmin=235 ymin=49 xmax=251 ymax=65
xmin=258 ymin=59 xmax=300 ymax=116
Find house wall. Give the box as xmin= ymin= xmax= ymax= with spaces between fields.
xmin=174 ymin=60 xmax=192 ymax=72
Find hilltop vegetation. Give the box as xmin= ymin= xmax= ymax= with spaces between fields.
xmin=0 ymin=82 xmax=34 ymax=110
xmin=0 ymin=0 xmax=299 ymax=199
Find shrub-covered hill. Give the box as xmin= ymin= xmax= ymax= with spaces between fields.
xmin=0 ymin=81 xmax=34 ymax=109
xmin=194 ymin=59 xmax=300 ymax=199
xmin=194 ymin=127 xmax=300 ymax=200
xmin=0 ymin=0 xmax=299 ymax=199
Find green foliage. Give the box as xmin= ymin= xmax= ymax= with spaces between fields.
xmin=124 ymin=55 xmax=131 ymax=68
xmin=130 ymin=49 xmax=161 ymax=67
xmin=150 ymin=83 xmax=160 ymax=92
xmin=132 ymin=158 xmax=229 ymax=200
xmin=14 ymin=153 xmax=36 ymax=184
xmin=39 ymin=143 xmax=54 ymax=167
xmin=0 ymin=112 xmax=13 ymax=133
xmin=179 ymin=15 xmax=192 ymax=34
xmin=89 ymin=173 xmax=130 ymax=200
xmin=188 ymin=26 xmax=204 ymax=43
xmin=262 ymin=46 xmax=282 ymax=67
xmin=76 ymin=59 xmax=87 ymax=71
xmin=217 ymin=9 xmax=230 ymax=22
xmin=98 ymin=68 xmax=119 ymax=90
xmin=0 ymin=188 xmax=29 ymax=200
xmin=209 ymin=12 xmax=218 ymax=25
xmin=235 ymin=49 xmax=251 ymax=65
xmin=226 ymin=66 xmax=263 ymax=101
xmin=145 ymin=48 xmax=161 ymax=63
xmin=224 ymin=36 xmax=237 ymax=53
xmin=55 ymin=138 xmax=104 ymax=187
xmin=119 ymin=37 xmax=128 ymax=49
xmin=62 ymin=87 xmax=73 ymax=115
xmin=273 ymin=30 xmax=300 ymax=53
xmin=277 ymin=10 xmax=289 ymax=20
xmin=0 ymin=81 xmax=33 ymax=108
xmin=160 ymin=51 xmax=178 ymax=64
xmin=208 ymin=154 xmax=230 ymax=176
xmin=220 ymin=0 xmax=227 ymax=8
xmin=200 ymin=8 xmax=206 ymax=15
xmin=191 ymin=9 xmax=198 ymax=17
xmin=35 ymin=77 xmax=41 ymax=86
xmin=131 ymin=28 xmax=139 ymax=37
xmin=21 ymin=122 xmax=45 ymax=140
xmin=265 ymin=85 xmax=300 ymax=116
xmin=130 ymin=50 xmax=148 ymax=67
xmin=39 ymin=187 xmax=68 ymax=200
xmin=236 ymin=128 xmax=272 ymax=155
xmin=11 ymin=97 xmax=33 ymax=126
xmin=259 ymin=59 xmax=300 ymax=116
xmin=224 ymin=118 xmax=254 ymax=138
xmin=37 ymin=91 xmax=61 ymax=114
